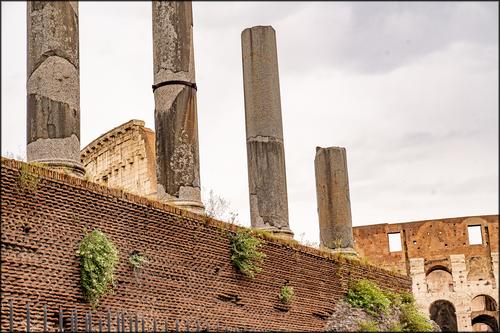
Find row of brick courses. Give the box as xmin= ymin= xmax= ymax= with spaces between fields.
xmin=1 ymin=158 xmax=411 ymax=332
xmin=353 ymin=215 xmax=498 ymax=276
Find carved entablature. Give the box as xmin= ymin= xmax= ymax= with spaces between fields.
xmin=80 ymin=119 xmax=157 ymax=198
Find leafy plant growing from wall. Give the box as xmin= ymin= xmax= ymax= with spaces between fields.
xmin=396 ymin=293 xmax=434 ymax=332
xmin=228 ymin=230 xmax=266 ymax=278
xmin=77 ymin=229 xmax=119 ymax=307
xmin=279 ymin=285 xmax=294 ymax=304
xmin=345 ymin=280 xmax=434 ymax=332
xmin=346 ymin=279 xmax=391 ymax=316
xmin=128 ymin=251 xmax=149 ymax=271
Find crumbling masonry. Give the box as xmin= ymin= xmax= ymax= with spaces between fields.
xmin=152 ymin=1 xmax=204 ymax=214
xmin=26 ymin=1 xmax=85 ymax=176
xmin=315 ymin=147 xmax=355 ymax=254
xmin=18 ymin=3 xmax=498 ymax=332
xmin=353 ymin=215 xmax=499 ymax=332
xmin=241 ymin=26 xmax=293 ymax=238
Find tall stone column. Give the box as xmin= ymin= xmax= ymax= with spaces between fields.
xmin=26 ymin=1 xmax=84 ymax=176
xmin=152 ymin=1 xmax=204 ymax=214
xmin=315 ymin=146 xmax=355 ymax=253
xmin=241 ymin=26 xmax=293 ymax=238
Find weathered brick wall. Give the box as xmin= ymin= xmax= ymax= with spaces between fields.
xmin=353 ymin=215 xmax=499 ymax=276
xmin=1 ymin=158 xmax=411 ymax=332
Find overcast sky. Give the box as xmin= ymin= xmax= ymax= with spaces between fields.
xmin=2 ymin=2 xmax=498 ymax=244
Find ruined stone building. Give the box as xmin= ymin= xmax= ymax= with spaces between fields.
xmin=80 ymin=120 xmax=157 ymax=199
xmin=80 ymin=118 xmax=500 ymax=332
xmin=6 ymin=1 xmax=497 ymax=332
xmin=353 ymin=215 xmax=499 ymax=332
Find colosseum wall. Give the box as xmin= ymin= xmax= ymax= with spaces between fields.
xmin=353 ymin=215 xmax=499 ymax=332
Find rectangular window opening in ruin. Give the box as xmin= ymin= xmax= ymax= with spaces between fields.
xmin=388 ymin=232 xmax=402 ymax=252
xmin=467 ymin=225 xmax=483 ymax=245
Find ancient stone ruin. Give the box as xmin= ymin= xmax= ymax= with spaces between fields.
xmin=80 ymin=120 xmax=157 ymax=199
xmin=353 ymin=215 xmax=499 ymax=331
xmin=12 ymin=2 xmax=499 ymax=332
xmin=315 ymin=147 xmax=355 ymax=254
xmin=241 ymin=26 xmax=293 ymax=238
xmin=26 ymin=2 xmax=85 ymax=177
xmin=152 ymin=1 xmax=204 ymax=214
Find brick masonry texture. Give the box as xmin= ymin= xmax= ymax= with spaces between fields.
xmin=0 ymin=158 xmax=411 ymax=332
xmin=353 ymin=215 xmax=498 ymax=276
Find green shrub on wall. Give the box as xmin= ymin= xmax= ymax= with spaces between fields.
xmin=279 ymin=285 xmax=294 ymax=304
xmin=357 ymin=319 xmax=379 ymax=332
xmin=228 ymin=230 xmax=266 ymax=278
xmin=398 ymin=301 xmax=434 ymax=332
xmin=128 ymin=251 xmax=149 ymax=271
xmin=347 ymin=279 xmax=391 ymax=316
xmin=77 ymin=229 xmax=119 ymax=307
xmin=346 ymin=280 xmax=434 ymax=332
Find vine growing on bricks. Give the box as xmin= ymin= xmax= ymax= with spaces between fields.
xmin=77 ymin=229 xmax=119 ymax=307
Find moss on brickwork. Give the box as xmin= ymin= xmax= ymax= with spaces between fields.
xmin=347 ymin=279 xmax=391 ymax=317
xmin=17 ymin=163 xmax=40 ymax=191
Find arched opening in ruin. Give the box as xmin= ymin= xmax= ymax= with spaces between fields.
xmin=430 ymin=300 xmax=457 ymax=332
xmin=426 ymin=267 xmax=454 ymax=293
xmin=426 ymin=265 xmax=452 ymax=275
xmin=471 ymin=295 xmax=498 ymax=312
xmin=472 ymin=314 xmax=498 ymax=332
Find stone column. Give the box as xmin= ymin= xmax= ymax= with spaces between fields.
xmin=408 ymin=258 xmax=434 ymax=320
xmin=315 ymin=146 xmax=355 ymax=253
xmin=409 ymin=258 xmax=428 ymax=297
xmin=450 ymin=254 xmax=467 ymax=290
xmin=152 ymin=1 xmax=204 ymax=214
xmin=241 ymin=26 xmax=293 ymax=238
xmin=26 ymin=1 xmax=84 ymax=176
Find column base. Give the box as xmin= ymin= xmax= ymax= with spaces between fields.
xmin=167 ymin=199 xmax=206 ymax=215
xmin=321 ymin=246 xmax=358 ymax=257
xmin=254 ymin=226 xmax=294 ymax=239
xmin=29 ymin=159 xmax=86 ymax=178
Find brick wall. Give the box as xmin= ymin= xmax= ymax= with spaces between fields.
xmin=1 ymin=158 xmax=411 ymax=332
xmin=353 ymin=215 xmax=498 ymax=276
